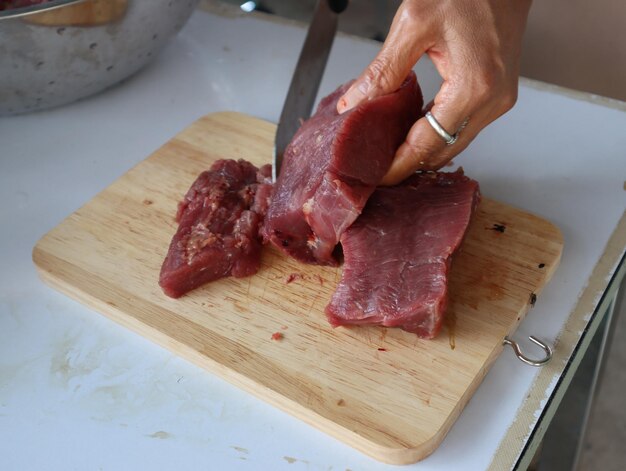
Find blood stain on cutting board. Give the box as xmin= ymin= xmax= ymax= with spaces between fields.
xmin=444 ymin=310 xmax=457 ymax=350
xmin=491 ymin=223 xmax=506 ymax=233
xmin=455 ymin=268 xmax=508 ymax=311
xmin=271 ymin=332 xmax=284 ymax=341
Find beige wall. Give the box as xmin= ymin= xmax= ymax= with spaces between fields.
xmin=522 ymin=0 xmax=626 ymax=101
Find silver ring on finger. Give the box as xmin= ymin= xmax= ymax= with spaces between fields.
xmin=425 ymin=111 xmax=469 ymax=146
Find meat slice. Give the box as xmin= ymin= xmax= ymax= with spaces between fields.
xmin=325 ymin=170 xmax=480 ymax=338
xmin=263 ymin=72 xmax=423 ymax=266
xmin=159 ymin=159 xmax=272 ymax=298
xmin=0 ymin=1 xmax=51 ymax=10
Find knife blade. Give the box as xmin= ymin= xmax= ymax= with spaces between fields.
xmin=272 ymin=0 xmax=348 ymax=182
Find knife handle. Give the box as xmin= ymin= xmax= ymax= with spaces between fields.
xmin=327 ymin=0 xmax=348 ymax=14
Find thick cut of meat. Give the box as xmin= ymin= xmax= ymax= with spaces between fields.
xmin=159 ymin=159 xmax=272 ymax=298
xmin=326 ymin=170 xmax=480 ymax=338
xmin=0 ymin=1 xmax=50 ymax=10
xmin=263 ymin=72 xmax=423 ymax=266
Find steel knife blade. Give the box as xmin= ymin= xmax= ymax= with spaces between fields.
xmin=272 ymin=0 xmax=348 ymax=182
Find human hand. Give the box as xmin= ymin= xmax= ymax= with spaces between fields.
xmin=337 ymin=0 xmax=532 ymax=185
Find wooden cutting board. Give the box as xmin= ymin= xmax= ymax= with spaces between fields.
xmin=33 ymin=112 xmax=563 ymax=465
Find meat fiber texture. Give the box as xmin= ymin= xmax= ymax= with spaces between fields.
xmin=159 ymin=159 xmax=272 ymax=298
xmin=263 ymin=72 xmax=423 ymax=266
xmin=326 ymin=170 xmax=480 ymax=339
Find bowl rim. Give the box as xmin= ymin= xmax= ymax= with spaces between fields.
xmin=0 ymin=0 xmax=88 ymax=21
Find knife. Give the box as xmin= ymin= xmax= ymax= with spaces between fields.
xmin=272 ymin=0 xmax=349 ymax=182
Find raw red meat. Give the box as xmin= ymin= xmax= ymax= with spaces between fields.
xmin=271 ymin=332 xmax=284 ymax=341
xmin=159 ymin=159 xmax=272 ymax=298
xmin=0 ymin=0 xmax=50 ymax=10
xmin=325 ymin=170 xmax=480 ymax=339
xmin=263 ymin=72 xmax=423 ymax=266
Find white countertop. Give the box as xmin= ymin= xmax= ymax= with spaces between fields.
xmin=1 ymin=4 xmax=625 ymax=470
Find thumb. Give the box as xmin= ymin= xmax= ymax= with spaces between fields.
xmin=337 ymin=5 xmax=430 ymax=113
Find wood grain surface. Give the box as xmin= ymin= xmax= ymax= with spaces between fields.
xmin=32 ymin=112 xmax=563 ymax=464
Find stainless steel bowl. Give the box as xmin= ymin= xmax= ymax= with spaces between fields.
xmin=0 ymin=0 xmax=200 ymax=115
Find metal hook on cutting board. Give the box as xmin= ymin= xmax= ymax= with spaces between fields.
xmin=503 ymin=336 xmax=553 ymax=367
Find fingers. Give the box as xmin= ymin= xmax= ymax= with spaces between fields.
xmin=381 ymin=76 xmax=479 ymax=185
xmin=381 ymin=110 xmax=488 ymax=185
xmin=381 ymin=67 xmax=519 ymax=186
xmin=337 ymin=2 xmax=437 ymax=113
xmin=336 ymin=0 xmax=526 ymax=183
xmin=427 ymin=93 xmax=517 ymax=169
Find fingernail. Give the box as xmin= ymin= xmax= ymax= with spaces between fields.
xmin=337 ymin=81 xmax=369 ymax=114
